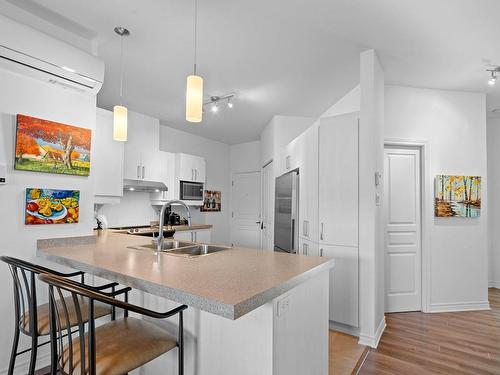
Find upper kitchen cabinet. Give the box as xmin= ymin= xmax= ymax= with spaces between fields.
xmin=319 ymin=113 xmax=359 ymax=247
xmin=176 ymin=153 xmax=206 ymax=183
xmin=93 ymin=108 xmax=124 ymax=203
xmin=123 ymin=111 xmax=162 ymax=181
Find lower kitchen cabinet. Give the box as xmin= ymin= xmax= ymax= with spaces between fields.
xmin=298 ymin=237 xmax=319 ymax=257
xmin=174 ymin=229 xmax=212 ymax=243
xmin=320 ymin=244 xmax=359 ymax=328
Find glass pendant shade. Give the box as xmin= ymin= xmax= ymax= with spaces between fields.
xmin=186 ymin=74 xmax=203 ymax=123
xmin=113 ymin=105 xmax=128 ymax=141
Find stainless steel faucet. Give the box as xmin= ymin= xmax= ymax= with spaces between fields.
xmin=157 ymin=200 xmax=193 ymax=251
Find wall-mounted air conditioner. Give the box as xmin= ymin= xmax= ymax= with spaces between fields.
xmin=0 ymin=15 xmax=104 ymax=94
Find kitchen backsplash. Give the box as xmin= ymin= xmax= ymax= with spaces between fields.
xmin=96 ymin=191 xmax=205 ymax=228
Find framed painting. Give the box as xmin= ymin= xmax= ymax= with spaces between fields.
xmin=200 ymin=190 xmax=221 ymax=212
xmin=434 ymin=175 xmax=481 ymax=218
xmin=14 ymin=114 xmax=91 ymax=176
xmin=25 ymin=188 xmax=80 ymax=225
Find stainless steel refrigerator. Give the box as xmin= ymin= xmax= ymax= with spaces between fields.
xmin=274 ymin=170 xmax=299 ymax=253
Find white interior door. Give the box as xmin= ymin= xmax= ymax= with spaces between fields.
xmin=231 ymin=171 xmax=261 ymax=249
xmin=384 ymin=147 xmax=422 ymax=312
xmin=261 ymin=162 xmax=274 ymax=250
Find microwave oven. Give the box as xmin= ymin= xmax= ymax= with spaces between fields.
xmin=179 ymin=180 xmax=204 ymax=201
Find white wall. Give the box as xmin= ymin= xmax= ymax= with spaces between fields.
xmin=159 ymin=125 xmax=231 ymax=245
xmin=230 ymin=141 xmax=261 ymax=173
xmin=487 ymin=117 xmax=500 ymax=287
xmin=320 ymin=85 xmax=360 ymax=118
xmin=385 ymin=85 xmax=489 ymax=311
xmin=358 ymin=50 xmax=385 ymax=347
xmin=0 ymin=68 xmax=97 ymax=371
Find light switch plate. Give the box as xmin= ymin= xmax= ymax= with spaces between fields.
xmin=0 ymin=164 xmax=6 ymax=184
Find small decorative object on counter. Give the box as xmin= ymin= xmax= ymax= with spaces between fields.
xmin=25 ymin=188 xmax=80 ymax=225
xmin=434 ymin=175 xmax=481 ymax=218
xmin=14 ymin=114 xmax=91 ymax=176
xmin=201 ymin=190 xmax=221 ymax=212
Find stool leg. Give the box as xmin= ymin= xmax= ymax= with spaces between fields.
xmin=7 ymin=325 xmax=20 ymax=375
xmin=178 ymin=311 xmax=184 ymax=375
xmin=28 ymin=334 xmax=37 ymax=375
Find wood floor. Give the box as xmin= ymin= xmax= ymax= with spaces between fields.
xmin=329 ymin=331 xmax=367 ymax=374
xmin=359 ymin=288 xmax=500 ymax=375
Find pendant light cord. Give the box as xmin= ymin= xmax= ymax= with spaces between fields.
xmin=193 ymin=0 xmax=198 ymax=75
xmin=119 ymin=34 xmax=124 ymax=105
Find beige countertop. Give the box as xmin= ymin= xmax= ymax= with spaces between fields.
xmin=37 ymin=231 xmax=333 ymax=320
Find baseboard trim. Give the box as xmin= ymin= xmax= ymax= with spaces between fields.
xmin=358 ymin=316 xmax=386 ymax=349
xmin=0 ymin=352 xmax=50 ymax=375
xmin=329 ymin=321 xmax=359 ymax=337
xmin=430 ymin=301 xmax=490 ymax=313
xmin=489 ymin=280 xmax=500 ymax=289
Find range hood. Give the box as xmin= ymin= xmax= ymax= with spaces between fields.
xmin=123 ymin=179 xmax=168 ymax=193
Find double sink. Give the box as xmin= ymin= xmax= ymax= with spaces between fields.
xmin=128 ymin=240 xmax=230 ymax=258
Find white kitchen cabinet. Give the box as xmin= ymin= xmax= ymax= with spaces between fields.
xmin=93 ymin=108 xmax=124 ymax=202
xmin=176 ymin=153 xmax=206 ymax=182
xmin=320 ymin=244 xmax=359 ymax=327
xmin=277 ymin=138 xmax=299 ymax=177
xmin=297 ymin=124 xmax=319 ymax=242
xmin=299 ymin=237 xmax=319 ymax=257
xmin=149 ymin=151 xmax=176 ymax=202
xmin=174 ymin=229 xmax=211 ymax=243
xmin=318 ymin=113 xmax=359 ymax=247
xmin=123 ymin=111 xmax=163 ymax=181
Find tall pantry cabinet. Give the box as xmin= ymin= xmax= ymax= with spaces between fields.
xmin=278 ymin=112 xmax=360 ymax=332
xmin=318 ymin=112 xmax=359 ymax=330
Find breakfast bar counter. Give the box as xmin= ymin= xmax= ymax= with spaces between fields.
xmin=36 ymin=230 xmax=333 ymax=375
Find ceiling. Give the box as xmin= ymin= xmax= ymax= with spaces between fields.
xmin=1 ymin=0 xmax=500 ymax=143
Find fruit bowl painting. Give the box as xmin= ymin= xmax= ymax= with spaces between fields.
xmin=25 ymin=188 xmax=80 ymax=225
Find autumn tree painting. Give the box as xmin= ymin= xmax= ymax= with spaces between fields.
xmin=14 ymin=114 xmax=91 ymax=176
xmin=435 ymin=175 xmax=481 ymax=218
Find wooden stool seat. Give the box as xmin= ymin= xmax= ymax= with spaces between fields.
xmin=61 ymin=317 xmax=177 ymax=375
xmin=22 ymin=296 xmax=111 ymax=336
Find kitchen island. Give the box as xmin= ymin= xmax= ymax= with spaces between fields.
xmin=37 ymin=230 xmax=333 ymax=375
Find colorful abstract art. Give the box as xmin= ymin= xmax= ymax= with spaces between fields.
xmin=25 ymin=188 xmax=80 ymax=225
xmin=434 ymin=175 xmax=481 ymax=217
xmin=15 ymin=114 xmax=91 ymax=176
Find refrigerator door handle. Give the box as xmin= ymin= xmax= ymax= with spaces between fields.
xmin=291 ymin=218 xmax=295 ymax=252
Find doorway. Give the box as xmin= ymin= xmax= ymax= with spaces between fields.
xmin=383 ymin=146 xmax=422 ymax=312
xmin=231 ymin=171 xmax=261 ymax=248
xmin=261 ymin=161 xmax=274 ymax=250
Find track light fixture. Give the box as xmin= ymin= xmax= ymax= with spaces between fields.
xmin=204 ymin=93 xmax=236 ymax=115
xmin=487 ymin=67 xmax=500 ymax=86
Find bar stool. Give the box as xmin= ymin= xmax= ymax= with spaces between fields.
xmin=1 ymin=256 xmax=128 ymax=375
xmin=39 ymin=273 xmax=187 ymax=375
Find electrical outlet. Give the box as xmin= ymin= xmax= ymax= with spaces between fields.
xmin=277 ymin=295 xmax=291 ymax=317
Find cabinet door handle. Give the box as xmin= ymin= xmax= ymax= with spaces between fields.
xmin=303 ymin=243 xmax=308 ymax=256
xmin=137 ymin=165 xmax=140 ymax=179
xmin=320 ymin=248 xmax=323 ymax=257
xmin=192 ymin=169 xmax=194 ymax=181
xmin=303 ymin=220 xmax=309 ymax=238
xmin=320 ymin=222 xmax=324 ymax=241
xmin=195 ymin=169 xmax=197 ymax=181
xmin=142 ymin=166 xmax=145 ymax=179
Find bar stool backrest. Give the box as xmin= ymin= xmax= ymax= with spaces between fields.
xmin=1 ymin=256 xmax=48 ymax=336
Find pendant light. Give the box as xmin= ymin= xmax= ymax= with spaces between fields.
xmin=186 ymin=0 xmax=203 ymax=123
xmin=113 ymin=26 xmax=130 ymax=141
